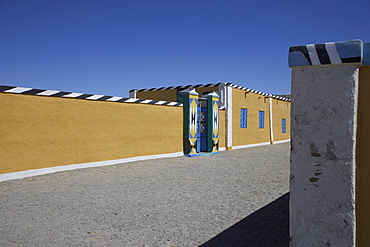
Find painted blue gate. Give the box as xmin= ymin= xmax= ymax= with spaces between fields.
xmin=199 ymin=107 xmax=207 ymax=152
xmin=177 ymin=89 xmax=219 ymax=156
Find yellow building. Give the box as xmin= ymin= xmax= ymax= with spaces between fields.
xmin=130 ymin=82 xmax=291 ymax=151
xmin=0 ymin=82 xmax=290 ymax=181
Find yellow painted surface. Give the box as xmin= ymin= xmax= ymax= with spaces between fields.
xmin=136 ymin=86 xmax=225 ymax=148
xmin=136 ymin=89 xmax=178 ymax=102
xmin=232 ymin=88 xmax=271 ymax=146
xmin=272 ymin=99 xmax=291 ymax=141
xmin=0 ymin=93 xmax=183 ymax=174
xmin=356 ymin=66 xmax=370 ymax=246
xmin=219 ymin=110 xmax=226 ymax=148
xmin=135 ymin=86 xmax=290 ymax=147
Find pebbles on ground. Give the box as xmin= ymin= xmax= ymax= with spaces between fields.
xmin=0 ymin=143 xmax=290 ymax=247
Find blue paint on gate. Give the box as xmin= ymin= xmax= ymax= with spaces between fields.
xmin=196 ymin=106 xmax=201 ymax=153
xmin=200 ymin=107 xmax=207 ymax=152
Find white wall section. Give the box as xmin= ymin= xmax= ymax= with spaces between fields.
xmin=269 ymin=97 xmax=274 ymax=144
xmin=290 ymin=64 xmax=359 ymax=247
xmin=129 ymin=89 xmax=137 ymax=99
xmin=225 ymin=85 xmax=233 ymax=149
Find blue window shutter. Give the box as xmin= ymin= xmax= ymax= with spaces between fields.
xmin=282 ymin=119 xmax=286 ymax=133
xmin=245 ymin=109 xmax=248 ymax=128
xmin=259 ymin=111 xmax=264 ymax=128
xmin=240 ymin=109 xmax=247 ymax=128
xmin=240 ymin=109 xmax=243 ymax=128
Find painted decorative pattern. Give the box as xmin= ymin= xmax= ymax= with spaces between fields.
xmin=289 ymin=40 xmax=363 ymax=67
xmin=189 ymin=99 xmax=198 ymax=139
xmin=0 ymin=85 xmax=183 ymax=107
xmin=188 ymin=98 xmax=199 ymax=155
xmin=130 ymin=82 xmax=291 ymax=102
xmin=213 ymin=101 xmax=219 ymax=138
xmin=212 ymin=100 xmax=219 ymax=153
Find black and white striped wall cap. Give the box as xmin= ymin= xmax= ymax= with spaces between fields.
xmin=130 ymin=82 xmax=221 ymax=93
xmin=227 ymin=84 xmax=290 ymax=101
xmin=130 ymin=82 xmax=291 ymax=102
xmin=289 ymin=40 xmax=363 ymax=67
xmin=0 ymin=85 xmax=183 ymax=107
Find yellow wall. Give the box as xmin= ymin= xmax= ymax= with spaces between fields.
xmin=232 ymin=88 xmax=271 ymax=146
xmin=0 ymin=93 xmax=183 ymax=174
xmin=272 ymin=98 xmax=291 ymax=141
xmin=136 ymin=86 xmax=225 ymax=147
xmin=219 ymin=110 xmax=226 ymax=148
xmin=356 ymin=66 xmax=370 ymax=246
xmin=231 ymin=89 xmax=290 ymax=146
xmin=137 ymin=89 xmax=178 ymax=102
xmin=135 ymin=86 xmax=290 ymax=148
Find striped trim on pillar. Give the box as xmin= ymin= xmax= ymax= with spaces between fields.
xmin=0 ymin=85 xmax=183 ymax=107
xmin=289 ymin=40 xmax=363 ymax=67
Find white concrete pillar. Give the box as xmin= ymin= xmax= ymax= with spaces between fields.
xmin=288 ymin=40 xmax=363 ymax=247
xmin=268 ymin=97 xmax=274 ymax=144
xmin=225 ymin=84 xmax=233 ymax=150
xmin=218 ymin=82 xmax=226 ymax=108
xmin=129 ymin=89 xmax=137 ymax=99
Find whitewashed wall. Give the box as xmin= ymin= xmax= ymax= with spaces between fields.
xmin=288 ymin=40 xmax=363 ymax=247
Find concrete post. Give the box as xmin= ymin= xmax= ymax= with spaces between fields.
xmin=288 ymin=40 xmax=363 ymax=247
xmin=268 ymin=97 xmax=274 ymax=144
xmin=225 ymin=84 xmax=233 ymax=150
xmin=129 ymin=89 xmax=137 ymax=99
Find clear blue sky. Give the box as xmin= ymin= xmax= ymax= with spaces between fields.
xmin=1 ymin=0 xmax=370 ymax=97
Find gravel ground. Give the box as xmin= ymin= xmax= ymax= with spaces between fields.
xmin=0 ymin=143 xmax=290 ymax=247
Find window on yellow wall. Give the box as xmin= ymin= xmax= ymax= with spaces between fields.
xmin=240 ymin=108 xmax=247 ymax=128
xmin=259 ymin=111 xmax=264 ymax=128
xmin=282 ymin=118 xmax=286 ymax=133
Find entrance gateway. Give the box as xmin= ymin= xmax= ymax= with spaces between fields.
xmin=177 ymin=89 xmax=220 ymax=157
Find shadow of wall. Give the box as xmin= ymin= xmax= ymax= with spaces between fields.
xmin=201 ymin=192 xmax=289 ymax=247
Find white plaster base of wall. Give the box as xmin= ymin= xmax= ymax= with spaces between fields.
xmin=233 ymin=142 xmax=271 ymax=150
xmin=274 ymin=139 xmax=290 ymax=144
xmin=0 ymin=152 xmax=184 ymax=182
xmin=1 ymin=140 xmax=290 ymax=182
xmin=232 ymin=139 xmax=290 ymax=150
xmin=217 ymin=139 xmax=290 ymax=152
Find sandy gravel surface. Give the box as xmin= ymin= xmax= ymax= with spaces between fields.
xmin=0 ymin=143 xmax=290 ymax=247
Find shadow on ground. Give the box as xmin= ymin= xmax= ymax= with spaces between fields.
xmin=200 ymin=192 xmax=290 ymax=247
